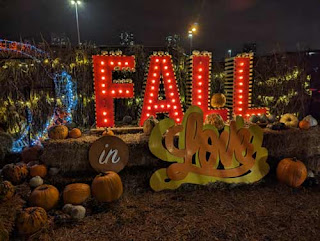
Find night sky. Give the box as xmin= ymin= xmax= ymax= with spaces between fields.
xmin=0 ymin=0 xmax=319 ymax=58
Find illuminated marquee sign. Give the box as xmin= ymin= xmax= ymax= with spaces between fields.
xmin=225 ymin=53 xmax=268 ymax=118
xmin=139 ymin=54 xmax=184 ymax=126
xmin=187 ymin=52 xmax=229 ymax=121
xmin=92 ymin=52 xmax=267 ymax=127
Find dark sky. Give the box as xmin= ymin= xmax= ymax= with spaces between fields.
xmin=0 ymin=0 xmax=320 ymax=58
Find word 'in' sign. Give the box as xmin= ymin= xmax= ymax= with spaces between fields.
xmin=89 ymin=135 xmax=129 ymax=173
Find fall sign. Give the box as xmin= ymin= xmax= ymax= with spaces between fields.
xmin=149 ymin=106 xmax=270 ymax=191
xmin=89 ymin=136 xmax=129 ymax=173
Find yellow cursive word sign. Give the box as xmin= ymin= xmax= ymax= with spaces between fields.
xmin=149 ymin=106 xmax=269 ymax=191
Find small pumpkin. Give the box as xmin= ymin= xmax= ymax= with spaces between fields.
xmin=63 ymin=183 xmax=91 ymax=205
xmin=16 ymin=207 xmax=47 ymax=235
xmin=62 ymin=204 xmax=74 ymax=214
xmin=211 ymin=93 xmax=226 ymax=108
xmin=91 ymin=171 xmax=123 ymax=202
xmin=303 ymin=115 xmax=318 ymax=127
xmin=2 ymin=163 xmax=28 ymax=184
xmin=29 ymin=164 xmax=47 ymax=178
xmin=102 ymin=129 xmax=114 ymax=136
xmin=29 ymin=176 xmax=44 ymax=188
xmin=21 ymin=145 xmax=43 ymax=163
xmin=0 ymin=180 xmax=14 ymax=202
xmin=48 ymin=125 xmax=68 ymax=140
xmin=29 ymin=184 xmax=59 ymax=211
xmin=143 ymin=116 xmax=158 ymax=136
xmin=276 ymin=158 xmax=307 ymax=187
xmin=299 ymin=120 xmax=310 ymax=130
xmin=204 ymin=114 xmax=225 ymax=131
xmin=249 ymin=115 xmax=259 ymax=123
xmin=69 ymin=128 xmax=82 ymax=139
xmin=280 ymin=113 xmax=299 ymax=128
xmin=70 ymin=205 xmax=86 ymax=220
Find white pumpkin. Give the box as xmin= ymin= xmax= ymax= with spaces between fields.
xmin=70 ymin=205 xmax=86 ymax=220
xmin=303 ymin=115 xmax=318 ymax=127
xmin=62 ymin=204 xmax=74 ymax=214
xmin=29 ymin=176 xmax=43 ymax=188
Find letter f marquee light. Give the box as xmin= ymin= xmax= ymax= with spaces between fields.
xmin=225 ymin=53 xmax=268 ymax=119
xmin=139 ymin=53 xmax=184 ymax=126
xmin=93 ymin=54 xmax=135 ymax=127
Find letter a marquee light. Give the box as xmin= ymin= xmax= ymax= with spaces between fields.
xmin=93 ymin=55 xmax=135 ymax=127
xmin=139 ymin=53 xmax=184 ymax=126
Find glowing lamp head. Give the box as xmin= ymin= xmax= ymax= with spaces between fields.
xmin=103 ymin=112 xmax=107 ymax=116
xmin=110 ymin=61 xmax=114 ymax=65
xmin=101 ymin=61 xmax=105 ymax=65
xmin=126 ymin=90 xmax=130 ymax=94
xmin=125 ymin=62 xmax=128 ymax=65
xmin=104 ymin=119 xmax=108 ymax=123
xmin=111 ymin=90 xmax=115 ymax=94
xmin=119 ymin=90 xmax=123 ymax=94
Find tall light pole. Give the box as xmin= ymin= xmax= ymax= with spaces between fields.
xmin=71 ymin=1 xmax=81 ymax=45
xmin=188 ymin=23 xmax=198 ymax=55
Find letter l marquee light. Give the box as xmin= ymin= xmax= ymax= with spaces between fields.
xmin=225 ymin=53 xmax=268 ymax=119
xmin=92 ymin=55 xmax=135 ymax=127
xmin=139 ymin=54 xmax=184 ymax=126
xmin=188 ymin=52 xmax=229 ymax=121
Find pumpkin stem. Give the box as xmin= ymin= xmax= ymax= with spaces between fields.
xmin=38 ymin=185 xmax=48 ymax=191
xmin=293 ymin=157 xmax=298 ymax=162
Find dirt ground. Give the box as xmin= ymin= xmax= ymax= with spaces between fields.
xmin=48 ymin=175 xmax=320 ymax=241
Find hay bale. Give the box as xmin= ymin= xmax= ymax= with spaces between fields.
xmin=263 ymin=126 xmax=320 ymax=173
xmin=41 ymin=134 xmax=160 ymax=175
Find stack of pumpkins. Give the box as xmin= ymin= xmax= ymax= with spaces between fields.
xmin=48 ymin=125 xmax=82 ymax=140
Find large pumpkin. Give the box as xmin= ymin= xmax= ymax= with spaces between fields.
xmin=276 ymin=158 xmax=308 ymax=187
xmin=211 ymin=93 xmax=226 ymax=108
xmin=16 ymin=207 xmax=47 ymax=235
xmin=69 ymin=128 xmax=82 ymax=139
xmin=48 ymin=125 xmax=68 ymax=140
xmin=280 ymin=114 xmax=299 ymax=128
xmin=2 ymin=163 xmax=28 ymax=184
xmin=29 ymin=164 xmax=47 ymax=178
xmin=29 ymin=184 xmax=59 ymax=211
xmin=0 ymin=181 xmax=14 ymax=202
xmin=63 ymin=183 xmax=91 ymax=205
xmin=91 ymin=172 xmax=123 ymax=202
xmin=21 ymin=145 xmax=43 ymax=163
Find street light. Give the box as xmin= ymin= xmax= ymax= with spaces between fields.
xmin=188 ymin=23 xmax=198 ymax=55
xmin=71 ymin=1 xmax=82 ymax=45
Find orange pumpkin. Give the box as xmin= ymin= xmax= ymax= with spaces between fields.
xmin=29 ymin=184 xmax=59 ymax=211
xmin=29 ymin=164 xmax=47 ymax=178
xmin=2 ymin=163 xmax=28 ymax=184
xmin=16 ymin=207 xmax=47 ymax=235
xmin=91 ymin=171 xmax=123 ymax=202
xmin=102 ymin=129 xmax=114 ymax=136
xmin=48 ymin=125 xmax=68 ymax=140
xmin=63 ymin=183 xmax=91 ymax=205
xmin=69 ymin=128 xmax=82 ymax=139
xmin=0 ymin=181 xmax=15 ymax=202
xmin=276 ymin=158 xmax=308 ymax=187
xmin=211 ymin=93 xmax=226 ymax=108
xmin=21 ymin=145 xmax=43 ymax=163
xmin=299 ymin=120 xmax=310 ymax=130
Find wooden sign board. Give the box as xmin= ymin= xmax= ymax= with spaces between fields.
xmin=89 ymin=136 xmax=129 ymax=173
xmin=149 ymin=106 xmax=270 ymax=191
